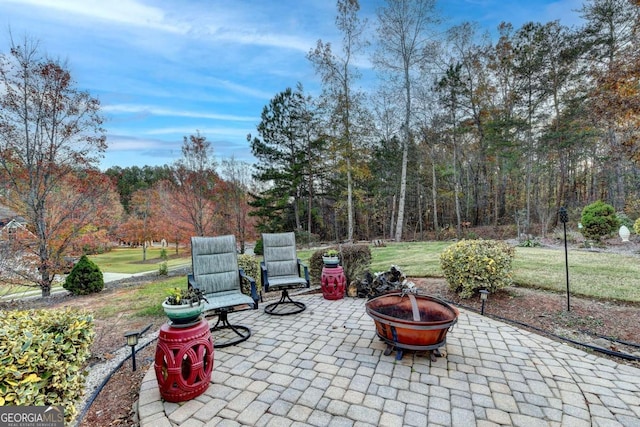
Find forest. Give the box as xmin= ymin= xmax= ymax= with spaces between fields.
xmin=248 ymin=0 xmax=640 ymax=244
xmin=1 ymin=0 xmax=639 ymax=295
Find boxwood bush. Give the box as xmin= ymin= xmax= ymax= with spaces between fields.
xmin=440 ymin=239 xmax=515 ymax=298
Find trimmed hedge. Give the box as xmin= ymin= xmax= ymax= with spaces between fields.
xmin=440 ymin=239 xmax=515 ymax=298
xmin=0 ymin=309 xmax=95 ymax=424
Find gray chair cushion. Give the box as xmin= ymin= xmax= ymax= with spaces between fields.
xmin=191 ymin=235 xmax=254 ymax=310
xmin=261 ymin=232 xmax=309 ymax=292
xmin=262 ymin=232 xmax=299 ymax=278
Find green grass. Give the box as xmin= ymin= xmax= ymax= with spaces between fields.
xmin=6 ymin=241 xmax=640 ymax=313
xmin=298 ymin=242 xmax=640 ymax=303
xmin=89 ymin=247 xmax=190 ymax=273
xmin=513 ymin=247 xmax=640 ymax=302
xmin=90 ymin=276 xmax=184 ymax=318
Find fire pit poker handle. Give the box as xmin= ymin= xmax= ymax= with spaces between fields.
xmin=408 ymin=293 xmax=420 ymax=322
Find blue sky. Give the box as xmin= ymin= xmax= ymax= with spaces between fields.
xmin=0 ymin=0 xmax=584 ymax=170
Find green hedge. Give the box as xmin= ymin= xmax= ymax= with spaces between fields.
xmin=440 ymin=239 xmax=515 ymax=298
xmin=0 ymin=309 xmax=95 ymax=423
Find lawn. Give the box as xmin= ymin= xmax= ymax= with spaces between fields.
xmin=298 ymin=241 xmax=640 ymax=303
xmin=5 ymin=241 xmax=640 ymax=309
xmin=89 ymin=246 xmax=191 ymax=274
xmin=0 ymin=247 xmax=190 ymax=299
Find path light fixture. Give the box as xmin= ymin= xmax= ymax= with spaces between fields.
xmin=479 ymin=289 xmax=489 ymax=315
xmin=124 ymin=331 xmax=139 ymax=371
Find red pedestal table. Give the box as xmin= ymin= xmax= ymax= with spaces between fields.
xmin=154 ymin=318 xmax=214 ymax=402
xmin=321 ymin=265 xmax=346 ymax=300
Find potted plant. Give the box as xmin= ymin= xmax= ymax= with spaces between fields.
xmin=322 ymin=249 xmax=340 ymax=267
xmin=162 ymin=287 xmax=209 ymax=325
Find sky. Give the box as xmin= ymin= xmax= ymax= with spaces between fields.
xmin=0 ymin=0 xmax=585 ymax=171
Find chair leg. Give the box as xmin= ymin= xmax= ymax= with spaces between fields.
xmin=264 ymin=289 xmax=306 ymax=316
xmin=209 ymin=310 xmax=251 ymax=348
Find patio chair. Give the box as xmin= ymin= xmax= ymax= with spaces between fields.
xmin=261 ymin=232 xmax=310 ymax=315
xmin=188 ymin=235 xmax=259 ymax=347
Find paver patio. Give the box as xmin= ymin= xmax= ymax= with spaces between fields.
xmin=138 ymin=294 xmax=640 ymax=427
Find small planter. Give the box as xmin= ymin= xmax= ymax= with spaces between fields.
xmin=162 ymin=300 xmax=205 ymax=326
xmin=322 ymin=256 xmax=340 ymax=267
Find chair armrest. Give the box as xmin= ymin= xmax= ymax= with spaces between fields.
xmin=239 ymin=268 xmax=259 ymax=309
xmin=260 ymin=261 xmax=270 ymax=292
xmin=297 ymin=259 xmax=310 ymax=287
xmin=188 ymin=274 xmax=199 ymax=290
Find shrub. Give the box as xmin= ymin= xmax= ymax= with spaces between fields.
xmin=253 ymin=238 xmax=263 ymax=256
xmin=518 ymin=238 xmax=540 ymax=247
xmin=63 ymin=254 xmax=104 ymax=295
xmin=160 ymin=248 xmax=168 ymax=260
xmin=440 ymin=239 xmax=515 ymax=298
xmin=158 ymin=261 xmax=168 ymax=276
xmin=634 ymin=218 xmax=640 ymax=235
xmin=581 ymin=201 xmax=620 ymax=241
xmin=309 ymin=245 xmax=371 ymax=287
xmin=616 ymin=211 xmax=633 ymax=230
xmin=237 ymin=254 xmax=262 ymax=296
xmin=0 ymin=309 xmax=94 ymax=424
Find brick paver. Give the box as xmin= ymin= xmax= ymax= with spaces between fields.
xmin=138 ymin=294 xmax=640 ymax=426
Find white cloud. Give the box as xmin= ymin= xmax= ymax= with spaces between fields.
xmin=7 ymin=0 xmax=189 ymax=33
xmin=144 ymin=127 xmax=252 ymax=139
xmin=206 ymin=27 xmax=316 ymax=54
xmin=103 ymin=104 xmax=257 ymax=123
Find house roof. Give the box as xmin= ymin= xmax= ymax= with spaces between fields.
xmin=0 ymin=203 xmax=25 ymax=226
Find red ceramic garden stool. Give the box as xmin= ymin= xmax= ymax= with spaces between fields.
xmin=154 ymin=318 xmax=214 ymax=402
xmin=321 ymin=265 xmax=346 ymax=300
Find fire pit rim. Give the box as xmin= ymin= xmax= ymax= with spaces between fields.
xmin=365 ymin=291 xmax=459 ymax=327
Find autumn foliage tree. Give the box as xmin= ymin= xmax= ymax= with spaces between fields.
xmin=170 ymin=132 xmax=219 ymax=237
xmin=0 ymin=38 xmax=107 ymax=296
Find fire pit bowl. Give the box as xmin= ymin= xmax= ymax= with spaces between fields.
xmin=365 ymin=291 xmax=459 ymax=360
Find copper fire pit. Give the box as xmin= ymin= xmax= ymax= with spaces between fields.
xmin=365 ymin=291 xmax=459 ymax=360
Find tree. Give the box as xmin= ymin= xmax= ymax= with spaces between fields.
xmin=129 ymin=188 xmax=156 ymax=260
xmin=221 ymin=157 xmax=256 ymax=252
xmin=435 ymin=63 xmax=465 ymax=236
xmin=580 ymin=0 xmax=640 ymax=209
xmin=104 ymin=164 xmax=171 ymax=213
xmin=374 ymin=0 xmax=440 ymax=241
xmin=0 ymin=37 xmax=106 ymax=297
xmin=249 ymin=87 xmax=312 ymax=232
xmin=170 ymin=132 xmax=218 ymax=237
xmin=308 ymin=0 xmax=370 ymax=243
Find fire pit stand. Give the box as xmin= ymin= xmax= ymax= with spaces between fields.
xmin=365 ymin=291 xmax=459 ymax=361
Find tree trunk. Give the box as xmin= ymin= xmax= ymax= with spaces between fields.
xmin=394 ymin=141 xmax=408 ymax=242
xmin=431 ymin=155 xmax=439 ymax=232
xmin=347 ymin=158 xmax=354 ymax=243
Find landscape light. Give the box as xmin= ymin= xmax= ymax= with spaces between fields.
xmin=124 ymin=331 xmax=139 ymax=371
xmin=479 ymin=289 xmax=489 ymax=315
